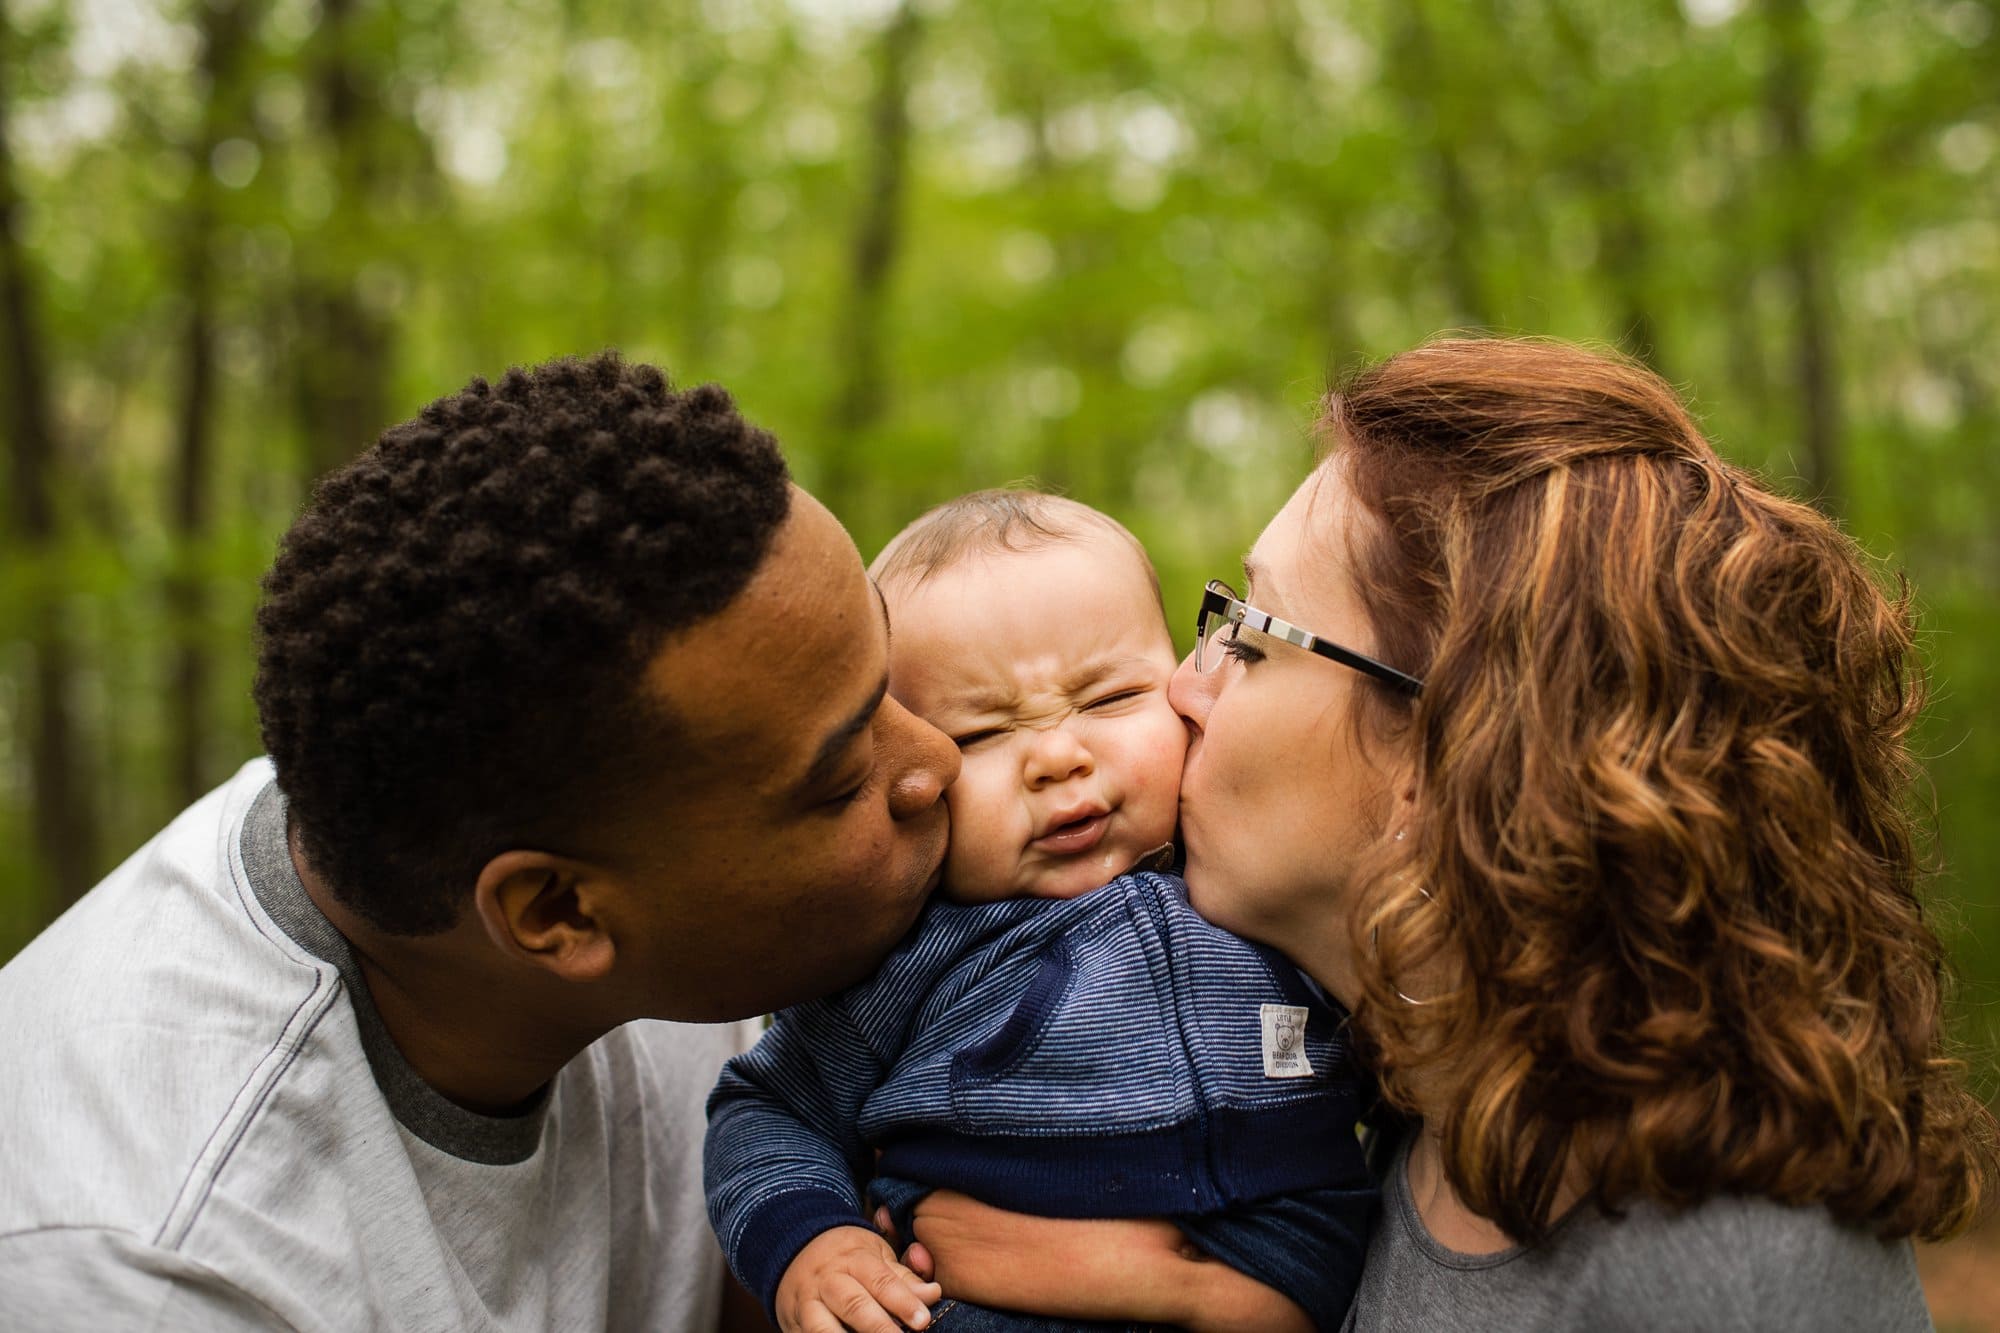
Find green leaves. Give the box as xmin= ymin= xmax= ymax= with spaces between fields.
xmin=0 ymin=0 xmax=1995 ymax=1071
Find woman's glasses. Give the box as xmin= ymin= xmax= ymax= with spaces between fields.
xmin=1194 ymin=580 xmax=1424 ymax=697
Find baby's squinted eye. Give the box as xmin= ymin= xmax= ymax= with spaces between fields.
xmin=1082 ymin=689 xmax=1146 ymax=711
xmin=953 ymin=686 xmax=1156 ymax=748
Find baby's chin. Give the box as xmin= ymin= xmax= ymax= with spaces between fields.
xmin=1015 ymin=869 xmax=1121 ymax=901
xmin=1011 ymin=837 xmax=1179 ymax=902
xmin=937 ymin=868 xmax=1106 ymax=906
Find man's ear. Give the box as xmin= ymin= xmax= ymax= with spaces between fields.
xmin=471 ymin=850 xmax=617 ymax=983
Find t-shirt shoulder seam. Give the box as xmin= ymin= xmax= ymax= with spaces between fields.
xmin=152 ymin=974 xmax=342 ymax=1252
xmin=149 ymin=796 xmax=348 ymax=1253
xmin=0 ymin=1221 xmax=150 ymax=1245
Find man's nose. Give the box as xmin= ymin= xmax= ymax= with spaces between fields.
xmin=884 ymin=694 xmax=959 ymax=821
xmin=1167 ymin=649 xmax=1215 ymax=732
xmin=1023 ymin=726 xmax=1093 ymax=788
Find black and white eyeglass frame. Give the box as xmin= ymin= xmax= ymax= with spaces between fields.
xmin=1194 ymin=579 xmax=1425 ymax=697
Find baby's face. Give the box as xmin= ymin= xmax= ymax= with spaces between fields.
xmin=886 ymin=533 xmax=1186 ymax=905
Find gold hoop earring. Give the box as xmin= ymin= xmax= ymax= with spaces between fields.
xmin=1371 ymin=876 xmax=1435 ymax=1006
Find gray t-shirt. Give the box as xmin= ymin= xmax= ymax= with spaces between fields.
xmin=0 ymin=760 xmax=756 ymax=1332
xmin=1342 ymin=1132 xmax=1932 ymax=1331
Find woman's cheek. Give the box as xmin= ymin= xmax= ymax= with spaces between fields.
xmin=1184 ymin=870 xmax=1249 ymax=937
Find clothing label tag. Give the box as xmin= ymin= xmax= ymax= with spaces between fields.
xmin=1260 ymin=1003 xmax=1313 ymax=1078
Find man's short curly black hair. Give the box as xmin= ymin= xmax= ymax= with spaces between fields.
xmin=254 ymin=352 xmax=791 ymax=935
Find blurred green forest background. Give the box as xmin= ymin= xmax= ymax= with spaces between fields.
xmin=1 ymin=0 xmax=1995 ymax=1086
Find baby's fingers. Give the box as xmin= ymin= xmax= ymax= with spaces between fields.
xmin=810 ymin=1272 xmax=936 ymax=1333
xmin=795 ymin=1288 xmax=889 ymax=1333
xmin=804 ymin=1280 xmax=920 ymax=1328
xmin=796 ymin=1298 xmax=868 ymax=1333
xmin=862 ymin=1261 xmax=942 ymax=1330
xmin=898 ymin=1239 xmax=935 ymax=1283
xmin=873 ymin=1204 xmax=900 ymax=1247
xmin=776 ymin=1225 xmax=944 ymax=1333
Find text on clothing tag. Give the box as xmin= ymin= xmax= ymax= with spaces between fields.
xmin=1260 ymin=1003 xmax=1313 ymax=1078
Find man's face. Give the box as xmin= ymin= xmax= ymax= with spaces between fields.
xmin=605 ymin=487 xmax=960 ymax=1020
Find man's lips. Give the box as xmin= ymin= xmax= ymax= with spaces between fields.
xmin=1030 ymin=811 xmax=1111 ymax=856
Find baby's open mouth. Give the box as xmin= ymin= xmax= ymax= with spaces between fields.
xmin=1031 ymin=811 xmax=1111 ymax=855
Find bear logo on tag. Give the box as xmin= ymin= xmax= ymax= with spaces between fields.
xmin=1260 ymin=1003 xmax=1313 ymax=1078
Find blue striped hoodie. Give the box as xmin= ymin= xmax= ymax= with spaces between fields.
xmin=704 ymin=870 xmax=1376 ymax=1328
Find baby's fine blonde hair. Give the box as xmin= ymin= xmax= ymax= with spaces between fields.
xmin=870 ymin=488 xmax=1161 ymax=606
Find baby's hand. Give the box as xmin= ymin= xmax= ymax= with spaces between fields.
xmin=775 ymin=1225 xmax=944 ymax=1333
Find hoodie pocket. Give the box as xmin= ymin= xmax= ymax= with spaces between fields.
xmin=952 ymin=937 xmax=1073 ymax=1083
xmin=946 ymin=912 xmax=1190 ymax=1134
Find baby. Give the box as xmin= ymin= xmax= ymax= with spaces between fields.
xmin=704 ymin=491 xmax=1375 ymax=1333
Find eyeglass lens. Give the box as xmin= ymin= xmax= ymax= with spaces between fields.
xmin=1196 ymin=585 xmax=1237 ymax=672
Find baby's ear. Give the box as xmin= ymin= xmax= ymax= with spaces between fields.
xmin=1135 ymin=842 xmax=1177 ymax=874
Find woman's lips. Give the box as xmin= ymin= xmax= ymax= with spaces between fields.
xmin=1031 ymin=812 xmax=1110 ymax=856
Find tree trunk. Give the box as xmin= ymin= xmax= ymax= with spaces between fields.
xmin=1390 ymin=0 xmax=1492 ymax=329
xmin=295 ymin=0 xmax=389 ymax=483
xmin=1763 ymin=0 xmax=1841 ymax=511
xmin=821 ymin=3 xmax=919 ymax=524
xmin=1544 ymin=1 xmax=1664 ymax=374
xmin=1264 ymin=0 xmax=1362 ymax=375
xmin=168 ymin=0 xmax=258 ymax=806
xmin=1594 ymin=164 xmax=1663 ymax=372
xmin=0 ymin=9 xmax=99 ymax=915
xmin=667 ymin=14 xmax=736 ymax=374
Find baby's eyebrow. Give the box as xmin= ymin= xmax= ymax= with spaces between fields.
xmin=946 ymin=656 xmax=1150 ymax=718
xmin=1061 ymin=656 xmax=1135 ymax=694
xmin=947 ymin=682 xmax=1023 ymax=716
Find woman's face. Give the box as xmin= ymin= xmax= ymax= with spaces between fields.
xmin=1167 ymin=461 xmax=1410 ymax=1007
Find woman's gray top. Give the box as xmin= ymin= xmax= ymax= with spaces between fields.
xmin=1342 ymin=1132 xmax=1933 ymax=1332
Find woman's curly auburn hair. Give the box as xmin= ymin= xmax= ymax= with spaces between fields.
xmin=1328 ymin=336 xmax=1995 ymax=1244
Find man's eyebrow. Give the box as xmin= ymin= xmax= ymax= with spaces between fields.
xmin=794 ymin=588 xmax=893 ymax=795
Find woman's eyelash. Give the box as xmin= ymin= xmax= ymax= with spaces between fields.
xmin=1222 ymin=636 xmax=1265 ymax=665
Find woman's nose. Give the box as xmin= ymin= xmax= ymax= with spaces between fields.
xmin=1168 ymin=648 xmax=1216 ymax=731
